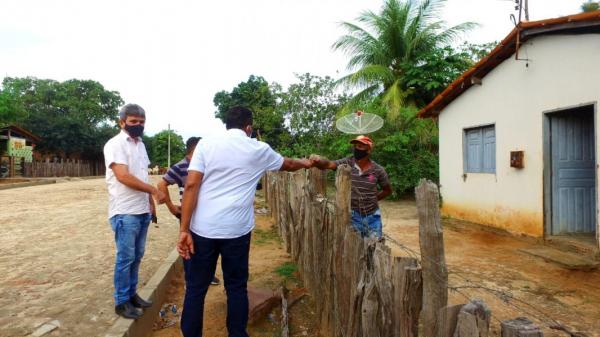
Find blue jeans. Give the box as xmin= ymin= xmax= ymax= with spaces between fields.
xmin=181 ymin=232 xmax=251 ymax=337
xmin=351 ymin=209 xmax=382 ymax=238
xmin=109 ymin=213 xmax=151 ymax=305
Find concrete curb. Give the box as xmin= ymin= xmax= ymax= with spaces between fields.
xmin=104 ymin=249 xmax=183 ymax=337
xmin=0 ymin=180 xmax=56 ymax=190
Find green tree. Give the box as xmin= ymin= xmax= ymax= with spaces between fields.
xmin=333 ymin=0 xmax=476 ymax=120
xmin=144 ymin=130 xmax=185 ymax=168
xmin=402 ymin=42 xmax=495 ymax=105
xmin=458 ymin=41 xmax=496 ymax=63
xmin=0 ymin=90 xmax=23 ymax=125
xmin=277 ymin=73 xmax=348 ymax=157
xmin=1 ymin=77 xmax=123 ymax=158
xmin=582 ymin=1 xmax=600 ymax=12
xmin=213 ymin=75 xmax=287 ymax=148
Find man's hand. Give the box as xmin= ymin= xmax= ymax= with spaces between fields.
xmin=168 ymin=204 xmax=182 ymax=217
xmin=280 ymin=157 xmax=314 ymax=172
xmin=309 ymin=154 xmax=321 ymax=167
xmin=298 ymin=158 xmax=313 ymax=169
xmin=177 ymin=231 xmax=195 ymax=260
xmin=152 ymin=188 xmax=167 ymax=204
xmin=309 ymin=154 xmax=337 ymax=170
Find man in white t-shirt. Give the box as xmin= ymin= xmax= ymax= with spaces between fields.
xmin=177 ymin=106 xmax=312 ymax=337
xmin=103 ymin=103 xmax=166 ymax=319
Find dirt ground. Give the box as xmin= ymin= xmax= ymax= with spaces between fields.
xmin=0 ymin=176 xmax=180 ymax=337
xmin=380 ymin=200 xmax=600 ymax=337
xmin=2 ymin=179 xmax=599 ymax=337
xmin=152 ymin=198 xmax=600 ymax=337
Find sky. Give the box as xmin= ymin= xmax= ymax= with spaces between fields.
xmin=0 ymin=0 xmax=582 ymax=140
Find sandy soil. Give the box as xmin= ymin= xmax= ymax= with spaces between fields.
xmin=0 ymin=176 xmax=180 ymax=337
xmin=380 ymin=200 xmax=600 ymax=337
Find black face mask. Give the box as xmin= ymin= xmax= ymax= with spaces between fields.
xmin=353 ymin=148 xmax=369 ymax=160
xmin=125 ymin=124 xmax=144 ymax=138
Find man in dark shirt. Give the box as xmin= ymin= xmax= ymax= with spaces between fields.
xmin=311 ymin=135 xmax=392 ymax=238
xmin=157 ymin=136 xmax=220 ymax=285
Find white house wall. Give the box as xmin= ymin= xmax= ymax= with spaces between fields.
xmin=438 ymin=34 xmax=600 ymax=237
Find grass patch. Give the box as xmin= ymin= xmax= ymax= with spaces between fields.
xmin=275 ymin=262 xmax=298 ymax=280
xmin=253 ymin=228 xmax=280 ymax=246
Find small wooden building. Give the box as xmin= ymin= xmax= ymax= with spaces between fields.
xmin=0 ymin=125 xmax=41 ymax=178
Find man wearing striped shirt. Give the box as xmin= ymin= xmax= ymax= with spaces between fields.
xmin=311 ymin=135 xmax=392 ymax=238
xmin=158 ymin=136 xmax=220 ymax=285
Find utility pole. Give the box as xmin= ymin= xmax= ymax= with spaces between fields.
xmin=167 ymin=123 xmax=171 ymax=168
xmin=524 ymin=0 xmax=529 ymax=21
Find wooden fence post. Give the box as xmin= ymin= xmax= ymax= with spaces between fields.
xmin=453 ymin=299 xmax=491 ymax=337
xmin=501 ymin=318 xmax=543 ymax=337
xmin=335 ymin=165 xmax=351 ymax=236
xmin=416 ymin=179 xmax=448 ymax=337
xmin=438 ymin=304 xmax=466 ymax=337
xmin=308 ymin=167 xmax=327 ymax=197
xmin=333 ymin=165 xmax=351 ymax=337
xmin=280 ymin=286 xmax=289 ymax=337
xmin=393 ymin=257 xmax=422 ymax=337
xmin=263 ymin=174 xmax=269 ymax=206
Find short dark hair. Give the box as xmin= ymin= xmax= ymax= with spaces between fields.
xmin=186 ymin=137 xmax=201 ymax=154
xmin=119 ymin=103 xmax=146 ymax=121
xmin=225 ymin=106 xmax=253 ymax=130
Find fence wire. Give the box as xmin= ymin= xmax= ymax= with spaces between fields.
xmin=268 ymin=172 xmax=589 ymax=337
xmin=381 ymin=232 xmax=587 ymax=337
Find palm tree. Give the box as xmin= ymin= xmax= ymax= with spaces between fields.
xmin=333 ymin=0 xmax=475 ymax=123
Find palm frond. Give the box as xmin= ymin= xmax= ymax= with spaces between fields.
xmin=335 ymin=65 xmax=395 ymax=91
xmin=436 ymin=22 xmax=478 ymax=45
xmin=381 ymin=79 xmax=409 ymax=121
xmin=336 ymin=84 xmax=382 ymax=117
xmin=333 ymin=22 xmax=389 ymax=69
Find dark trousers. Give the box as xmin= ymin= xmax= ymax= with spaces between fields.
xmin=180 ymin=231 xmax=251 ymax=337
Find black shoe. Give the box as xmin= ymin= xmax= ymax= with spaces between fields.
xmin=211 ymin=277 xmax=220 ymax=285
xmin=115 ymin=302 xmax=143 ymax=319
xmin=130 ymin=294 xmax=153 ymax=308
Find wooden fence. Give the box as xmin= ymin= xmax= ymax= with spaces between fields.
xmin=265 ymin=166 xmax=545 ymax=337
xmin=24 ymin=159 xmax=105 ymax=177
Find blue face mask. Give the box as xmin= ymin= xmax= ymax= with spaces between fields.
xmin=125 ymin=124 xmax=144 ymax=138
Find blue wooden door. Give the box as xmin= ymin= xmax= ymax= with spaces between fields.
xmin=551 ymin=111 xmax=596 ymax=234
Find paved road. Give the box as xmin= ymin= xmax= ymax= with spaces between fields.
xmin=0 ymin=177 xmax=180 ymax=337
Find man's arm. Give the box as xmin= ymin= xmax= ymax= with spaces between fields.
xmin=377 ymin=168 xmax=393 ymax=200
xmin=309 ymin=154 xmax=337 ymax=170
xmin=280 ymin=157 xmax=313 ymax=172
xmin=177 ymin=170 xmax=203 ymax=260
xmin=149 ymin=194 xmax=157 ymax=223
xmin=157 ymin=179 xmax=180 ymax=216
xmin=111 ymin=163 xmax=166 ymax=203
xmin=378 ymin=185 xmax=392 ymax=200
